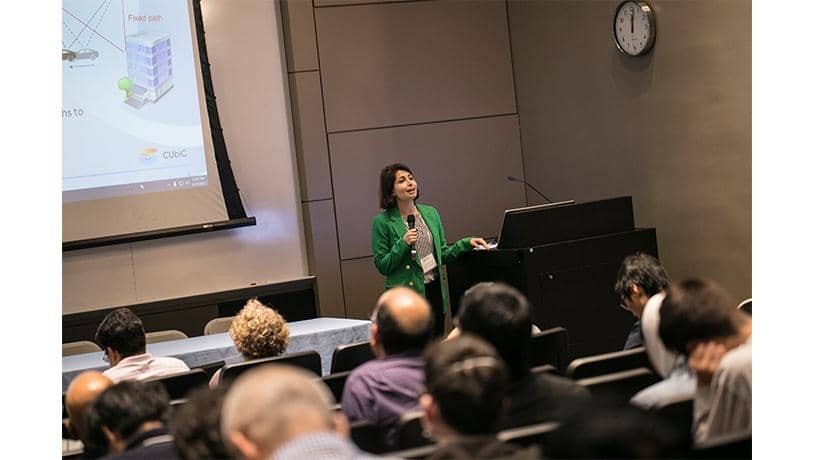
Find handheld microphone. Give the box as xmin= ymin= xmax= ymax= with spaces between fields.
xmin=406 ymin=214 xmax=417 ymax=259
xmin=507 ymin=176 xmax=554 ymax=203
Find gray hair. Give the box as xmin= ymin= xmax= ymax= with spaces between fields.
xmin=221 ymin=365 xmax=336 ymax=453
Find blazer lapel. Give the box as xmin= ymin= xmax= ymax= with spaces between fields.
xmin=387 ymin=207 xmax=406 ymax=236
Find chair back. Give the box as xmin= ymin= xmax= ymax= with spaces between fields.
xmin=497 ymin=421 xmax=560 ymax=447
xmin=331 ymin=341 xmax=375 ymax=373
xmin=737 ymin=298 xmax=752 ymax=315
xmin=63 ymin=340 xmax=102 ymax=357
xmin=204 ymin=316 xmax=235 ymax=335
xmin=394 ymin=410 xmax=434 ymax=451
xmin=350 ymin=419 xmax=386 ymax=454
xmin=530 ymin=327 xmax=569 ymax=373
xmin=196 ymin=360 xmax=226 ymax=379
xmin=144 ymin=368 xmax=209 ymax=400
xmin=530 ymin=364 xmax=558 ymax=375
xmin=322 ymin=371 xmax=352 ymax=403
xmin=145 ymin=329 xmax=189 ymax=344
xmin=384 ymin=444 xmax=437 ymax=459
xmin=222 ymin=350 xmax=323 ymax=382
xmin=566 ymin=346 xmax=649 ymax=379
xmin=577 ymin=367 xmax=661 ymax=401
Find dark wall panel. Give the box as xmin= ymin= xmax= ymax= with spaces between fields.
xmin=289 ymin=72 xmax=333 ymax=201
xmin=341 ymin=257 xmax=385 ymax=320
xmin=281 ymin=0 xmax=319 ymax=72
xmin=508 ymin=0 xmax=751 ymax=298
xmin=302 ymin=201 xmax=346 ymax=317
xmin=316 ymin=0 xmax=411 ymax=7
xmin=315 ymin=0 xmax=516 ymax=132
xmin=330 ymin=115 xmax=526 ymax=260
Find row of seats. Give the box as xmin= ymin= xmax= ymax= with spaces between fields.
xmin=63 ymin=329 xmax=192 ymax=357
xmin=63 ymin=326 xmax=647 ymax=414
xmin=62 ymin=316 xmax=236 ymax=357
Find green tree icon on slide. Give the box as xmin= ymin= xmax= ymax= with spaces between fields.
xmin=118 ymin=77 xmax=133 ymax=99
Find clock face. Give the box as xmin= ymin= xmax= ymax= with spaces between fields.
xmin=614 ymin=1 xmax=655 ymax=56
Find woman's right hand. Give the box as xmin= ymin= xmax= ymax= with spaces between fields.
xmin=403 ymin=228 xmax=418 ymax=246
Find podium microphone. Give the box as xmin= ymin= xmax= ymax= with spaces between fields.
xmin=507 ymin=176 xmax=554 ymax=203
xmin=406 ymin=214 xmax=417 ymax=258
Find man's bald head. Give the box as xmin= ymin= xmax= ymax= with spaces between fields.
xmin=66 ymin=371 xmax=113 ymax=443
xmin=373 ymin=287 xmax=433 ymax=355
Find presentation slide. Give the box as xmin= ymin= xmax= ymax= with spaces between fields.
xmin=62 ymin=0 xmax=209 ymax=202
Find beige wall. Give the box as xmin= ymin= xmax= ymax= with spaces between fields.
xmin=508 ymin=0 xmax=751 ymax=299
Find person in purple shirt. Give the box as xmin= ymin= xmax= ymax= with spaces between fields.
xmin=341 ymin=287 xmax=434 ymax=449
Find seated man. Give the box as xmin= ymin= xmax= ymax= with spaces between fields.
xmin=659 ymin=279 xmax=752 ymax=444
xmin=614 ymin=253 xmax=671 ymax=350
xmin=209 ymin=297 xmax=290 ymax=387
xmin=456 ymin=282 xmax=590 ymax=430
xmin=64 ymin=371 xmax=113 ymax=458
xmin=95 ymin=308 xmax=189 ymax=383
xmin=221 ymin=365 xmax=382 ymax=460
xmin=341 ymin=287 xmax=433 ymax=449
xmin=421 ymin=334 xmax=539 ymax=459
xmin=86 ymin=380 xmax=179 ymax=459
xmin=630 ymin=292 xmax=697 ymax=409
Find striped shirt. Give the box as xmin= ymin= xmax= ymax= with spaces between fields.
xmin=405 ymin=212 xmax=437 ymax=283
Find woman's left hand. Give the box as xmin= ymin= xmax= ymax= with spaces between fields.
xmin=469 ymin=237 xmax=489 ymax=249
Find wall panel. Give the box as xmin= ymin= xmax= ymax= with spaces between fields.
xmin=315 ymin=0 xmax=516 ymax=132
xmin=330 ymin=115 xmax=525 ymax=260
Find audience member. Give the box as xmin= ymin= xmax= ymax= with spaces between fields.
xmin=630 ymin=292 xmax=697 ymax=409
xmin=547 ymin=400 xmax=688 ymax=458
xmin=342 ymin=287 xmax=433 ymax=449
xmin=456 ymin=282 xmax=590 ymax=430
xmin=86 ymin=380 xmax=178 ymax=459
xmin=209 ymin=297 xmax=290 ymax=387
xmin=95 ymin=308 xmax=189 ymax=383
xmin=65 ymin=371 xmax=114 ymax=458
xmin=170 ymin=386 xmax=229 ymax=460
xmin=659 ymin=279 xmax=752 ymax=444
xmin=614 ymin=253 xmax=671 ymax=349
xmin=421 ymin=334 xmax=539 ymax=459
xmin=221 ymin=365 xmax=385 ymax=460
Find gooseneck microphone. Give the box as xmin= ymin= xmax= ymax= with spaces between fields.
xmin=406 ymin=214 xmax=417 ymax=259
xmin=507 ymin=176 xmax=554 ymax=203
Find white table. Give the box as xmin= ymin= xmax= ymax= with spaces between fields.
xmin=62 ymin=317 xmax=371 ymax=390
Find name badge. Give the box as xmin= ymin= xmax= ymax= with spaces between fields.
xmin=420 ymin=253 xmax=437 ymax=274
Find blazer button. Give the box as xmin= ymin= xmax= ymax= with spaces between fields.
xmin=409 ymin=281 xmax=414 ymax=286
xmin=405 ymin=265 xmax=411 ymax=270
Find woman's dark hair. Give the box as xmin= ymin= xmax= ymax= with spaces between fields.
xmin=86 ymin=380 xmax=170 ymax=441
xmin=424 ymin=334 xmax=509 ymax=435
xmin=379 ymin=163 xmax=418 ymax=209
xmin=171 ymin=386 xmax=230 ymax=460
xmin=658 ymin=278 xmax=741 ymax=356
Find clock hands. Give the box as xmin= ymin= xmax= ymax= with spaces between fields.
xmin=630 ymin=8 xmax=634 ymax=35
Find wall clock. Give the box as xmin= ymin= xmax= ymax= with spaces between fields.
xmin=613 ymin=1 xmax=656 ymax=56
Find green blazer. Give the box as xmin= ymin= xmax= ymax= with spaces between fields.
xmin=371 ymin=204 xmax=473 ymax=314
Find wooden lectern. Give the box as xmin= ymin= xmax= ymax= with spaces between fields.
xmin=446 ymin=196 xmax=658 ymax=360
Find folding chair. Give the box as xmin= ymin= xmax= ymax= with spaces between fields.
xmin=566 ymin=346 xmax=650 ymax=379
xmin=331 ymin=341 xmax=375 ymax=373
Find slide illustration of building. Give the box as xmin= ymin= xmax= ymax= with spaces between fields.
xmin=125 ymin=32 xmax=173 ymax=108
